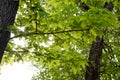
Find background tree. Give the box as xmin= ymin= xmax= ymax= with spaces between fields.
xmin=2 ymin=0 xmax=120 ymax=80
xmin=0 ymin=0 xmax=19 ymax=63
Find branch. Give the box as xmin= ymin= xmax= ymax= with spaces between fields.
xmin=10 ymin=29 xmax=89 ymax=39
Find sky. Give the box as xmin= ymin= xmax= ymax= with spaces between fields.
xmin=0 ymin=28 xmax=39 ymax=80
xmin=0 ymin=34 xmax=36 ymax=80
xmin=0 ymin=61 xmax=37 ymax=80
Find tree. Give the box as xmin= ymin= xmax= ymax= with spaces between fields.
xmin=0 ymin=0 xmax=19 ymax=63
xmin=2 ymin=0 xmax=120 ymax=80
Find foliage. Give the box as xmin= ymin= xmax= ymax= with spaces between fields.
xmin=2 ymin=0 xmax=120 ymax=80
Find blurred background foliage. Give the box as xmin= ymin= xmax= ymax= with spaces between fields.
xmin=2 ymin=0 xmax=120 ymax=80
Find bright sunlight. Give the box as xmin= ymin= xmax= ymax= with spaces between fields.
xmin=0 ymin=61 xmax=37 ymax=80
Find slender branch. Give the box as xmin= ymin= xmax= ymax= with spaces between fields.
xmin=10 ymin=29 xmax=89 ymax=39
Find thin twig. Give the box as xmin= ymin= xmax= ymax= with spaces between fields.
xmin=10 ymin=29 xmax=89 ymax=39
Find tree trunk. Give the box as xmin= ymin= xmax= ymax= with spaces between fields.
xmin=0 ymin=0 xmax=19 ymax=63
xmin=85 ymin=36 xmax=104 ymax=80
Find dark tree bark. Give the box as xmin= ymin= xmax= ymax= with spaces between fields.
xmin=80 ymin=2 xmax=89 ymax=11
xmin=85 ymin=36 xmax=104 ymax=80
xmin=0 ymin=0 xmax=19 ymax=63
xmin=104 ymin=1 xmax=114 ymax=11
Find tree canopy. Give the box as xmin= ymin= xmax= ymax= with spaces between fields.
xmin=2 ymin=0 xmax=120 ymax=80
